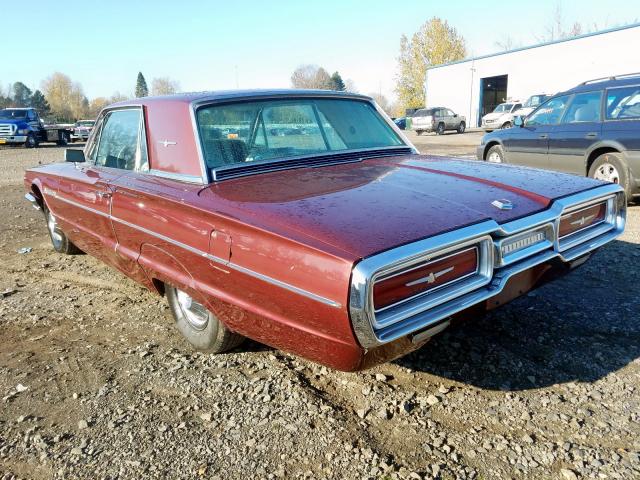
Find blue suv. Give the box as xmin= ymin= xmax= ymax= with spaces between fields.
xmin=477 ymin=73 xmax=640 ymax=201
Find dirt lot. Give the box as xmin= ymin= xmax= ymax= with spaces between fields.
xmin=0 ymin=142 xmax=639 ymax=480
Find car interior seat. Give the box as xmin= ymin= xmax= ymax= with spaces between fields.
xmin=201 ymin=128 xmax=249 ymax=167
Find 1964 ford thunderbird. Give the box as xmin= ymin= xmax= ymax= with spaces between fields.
xmin=24 ymin=90 xmax=626 ymax=371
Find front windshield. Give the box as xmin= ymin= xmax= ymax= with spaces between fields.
xmin=0 ymin=110 xmax=27 ymax=120
xmin=196 ymin=98 xmax=404 ymax=169
xmin=492 ymin=104 xmax=512 ymax=113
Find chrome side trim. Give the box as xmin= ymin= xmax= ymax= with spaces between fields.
xmin=24 ymin=193 xmax=41 ymax=210
xmin=44 ymin=191 xmax=340 ymax=308
xmin=350 ymin=184 xmax=626 ymax=349
xmin=148 ymin=169 xmax=204 ymax=184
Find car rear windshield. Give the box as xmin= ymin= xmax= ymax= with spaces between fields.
xmin=414 ymin=109 xmax=434 ymax=116
xmin=196 ymin=98 xmax=404 ymax=169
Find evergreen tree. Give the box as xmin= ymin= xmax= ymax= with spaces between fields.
xmin=135 ymin=72 xmax=149 ymax=98
xmin=30 ymin=90 xmax=51 ymax=116
xmin=330 ymin=72 xmax=346 ymax=91
xmin=12 ymin=82 xmax=33 ymax=107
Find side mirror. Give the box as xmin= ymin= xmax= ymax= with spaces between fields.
xmin=514 ymin=116 xmax=524 ymax=127
xmin=65 ymin=149 xmax=86 ymax=163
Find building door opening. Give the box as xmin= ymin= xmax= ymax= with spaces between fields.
xmin=480 ymin=74 xmax=508 ymax=118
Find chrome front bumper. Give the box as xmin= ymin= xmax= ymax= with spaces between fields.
xmin=350 ymin=184 xmax=626 ymax=349
xmin=24 ymin=193 xmax=41 ymax=210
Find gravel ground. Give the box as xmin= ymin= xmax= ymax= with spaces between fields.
xmin=0 ymin=144 xmax=639 ymax=480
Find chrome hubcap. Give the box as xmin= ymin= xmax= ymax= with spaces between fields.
xmin=176 ymin=289 xmax=209 ymax=330
xmin=593 ymin=163 xmax=620 ymax=184
xmin=488 ymin=152 xmax=502 ymax=163
xmin=47 ymin=212 xmax=63 ymax=248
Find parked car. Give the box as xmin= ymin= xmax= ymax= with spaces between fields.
xmin=394 ymin=116 xmax=407 ymax=130
xmin=513 ymin=93 xmax=552 ymax=118
xmin=0 ymin=108 xmax=72 ymax=148
xmin=481 ymin=102 xmax=522 ymax=131
xmin=477 ymin=73 xmax=640 ymax=201
xmin=411 ymin=107 xmax=466 ymax=135
xmin=24 ymin=90 xmax=625 ymax=371
xmin=70 ymin=119 xmax=95 ymax=142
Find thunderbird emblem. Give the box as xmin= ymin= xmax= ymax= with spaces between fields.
xmin=492 ymin=199 xmax=514 ymax=210
xmin=160 ymin=140 xmax=177 ymax=147
xmin=570 ymin=214 xmax=595 ymax=226
xmin=405 ymin=266 xmax=454 ymax=287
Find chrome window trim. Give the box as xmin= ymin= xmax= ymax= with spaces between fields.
xmin=147 ymin=169 xmax=204 ymax=184
xmin=40 ymin=190 xmax=340 ymax=308
xmin=350 ymin=183 xmax=626 ymax=349
xmin=189 ymin=95 xmax=417 ymax=183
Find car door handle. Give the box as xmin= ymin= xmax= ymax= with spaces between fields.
xmin=585 ymin=132 xmax=598 ymax=138
xmin=538 ymin=134 xmax=548 ymax=139
xmin=95 ymin=191 xmax=112 ymax=199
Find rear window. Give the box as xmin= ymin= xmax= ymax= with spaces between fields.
xmin=606 ymin=86 xmax=640 ymax=120
xmin=196 ymin=98 xmax=404 ymax=169
xmin=413 ymin=109 xmax=434 ymax=116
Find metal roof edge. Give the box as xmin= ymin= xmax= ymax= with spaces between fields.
xmin=427 ymin=22 xmax=640 ymax=70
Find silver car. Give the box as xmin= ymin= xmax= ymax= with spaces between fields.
xmin=411 ymin=107 xmax=466 ymax=135
xmin=481 ymin=102 xmax=522 ymax=131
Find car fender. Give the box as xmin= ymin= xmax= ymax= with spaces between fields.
xmin=583 ymin=139 xmax=627 ymax=172
xmin=482 ymin=137 xmax=505 ymax=159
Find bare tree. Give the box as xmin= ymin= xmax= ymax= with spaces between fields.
xmin=537 ymin=2 xmax=585 ymax=42
xmin=151 ymin=77 xmax=180 ymax=96
xmin=291 ymin=65 xmax=334 ymax=90
xmin=494 ymin=36 xmax=520 ymax=51
xmin=41 ymin=72 xmax=89 ymax=121
xmin=344 ymin=79 xmax=358 ymax=93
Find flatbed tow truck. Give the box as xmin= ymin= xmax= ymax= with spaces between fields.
xmin=0 ymin=108 xmax=72 ymax=148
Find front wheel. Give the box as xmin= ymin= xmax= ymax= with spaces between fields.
xmin=457 ymin=122 xmax=466 ymax=134
xmin=588 ymin=152 xmax=631 ymax=200
xmin=166 ymin=286 xmax=245 ymax=353
xmin=501 ymin=122 xmax=512 ymax=129
xmin=486 ymin=144 xmax=505 ymax=164
xmin=43 ymin=204 xmax=81 ymax=254
xmin=436 ymin=123 xmax=445 ymax=135
xmin=415 ymin=130 xmax=423 ymax=136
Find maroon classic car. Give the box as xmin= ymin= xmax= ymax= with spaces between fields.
xmin=24 ymin=90 xmax=626 ymax=371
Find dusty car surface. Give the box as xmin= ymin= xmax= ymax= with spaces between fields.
xmin=24 ymin=90 xmax=626 ymax=371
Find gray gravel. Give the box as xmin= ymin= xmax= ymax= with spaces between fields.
xmin=1 ymin=144 xmax=639 ymax=479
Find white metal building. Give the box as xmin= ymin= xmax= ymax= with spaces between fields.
xmin=425 ymin=23 xmax=640 ymax=128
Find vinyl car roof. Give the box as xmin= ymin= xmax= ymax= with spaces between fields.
xmin=109 ymin=89 xmax=373 ymax=108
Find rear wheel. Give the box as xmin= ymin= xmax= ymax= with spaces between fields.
xmin=56 ymin=132 xmax=70 ymax=146
xmin=486 ymin=144 xmax=505 ymax=164
xmin=457 ymin=122 xmax=466 ymax=134
xmin=25 ymin=133 xmax=38 ymax=149
xmin=436 ymin=123 xmax=445 ymax=135
xmin=166 ymin=285 xmax=245 ymax=353
xmin=415 ymin=130 xmax=423 ymax=136
xmin=588 ymin=152 xmax=631 ymax=200
xmin=43 ymin=204 xmax=81 ymax=254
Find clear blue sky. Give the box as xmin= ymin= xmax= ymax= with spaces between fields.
xmin=2 ymin=0 xmax=637 ymax=102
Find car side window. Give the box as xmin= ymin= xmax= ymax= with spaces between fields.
xmin=606 ymin=86 xmax=640 ymax=120
xmin=562 ymin=91 xmax=602 ymax=123
xmin=91 ymin=109 xmax=148 ymax=171
xmin=446 ymin=109 xmax=455 ymax=116
xmin=27 ymin=110 xmax=37 ymax=121
xmin=526 ymin=95 xmax=571 ymax=126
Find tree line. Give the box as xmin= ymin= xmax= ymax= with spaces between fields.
xmin=0 ymin=72 xmax=180 ymax=122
